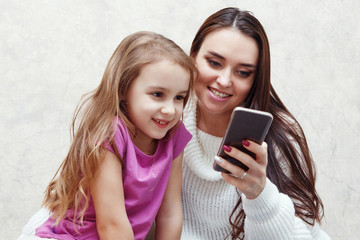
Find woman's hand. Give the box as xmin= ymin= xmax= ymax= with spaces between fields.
xmin=215 ymin=140 xmax=268 ymax=199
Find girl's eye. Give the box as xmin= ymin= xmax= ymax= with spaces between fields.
xmin=152 ymin=92 xmax=163 ymax=97
xmin=174 ymin=95 xmax=185 ymax=101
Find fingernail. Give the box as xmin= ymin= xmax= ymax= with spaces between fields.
xmin=223 ymin=145 xmax=231 ymax=152
xmin=214 ymin=156 xmax=222 ymax=164
xmin=242 ymin=140 xmax=250 ymax=147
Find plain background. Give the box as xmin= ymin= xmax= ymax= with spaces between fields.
xmin=1 ymin=0 xmax=359 ymax=239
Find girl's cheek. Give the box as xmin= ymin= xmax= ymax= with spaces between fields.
xmin=176 ymin=106 xmax=184 ymax=116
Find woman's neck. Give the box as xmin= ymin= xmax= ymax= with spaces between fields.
xmin=196 ymin=104 xmax=232 ymax=137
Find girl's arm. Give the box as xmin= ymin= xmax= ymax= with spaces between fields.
xmin=91 ymin=150 xmax=134 ymax=240
xmin=155 ymin=152 xmax=184 ymax=240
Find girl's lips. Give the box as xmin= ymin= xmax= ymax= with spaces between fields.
xmin=208 ymin=87 xmax=232 ymax=101
xmin=153 ymin=118 xmax=170 ymax=128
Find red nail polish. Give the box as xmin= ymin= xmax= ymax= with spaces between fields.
xmin=223 ymin=145 xmax=231 ymax=152
xmin=242 ymin=140 xmax=250 ymax=147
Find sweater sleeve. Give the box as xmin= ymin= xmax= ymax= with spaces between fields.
xmin=242 ymin=179 xmax=331 ymax=240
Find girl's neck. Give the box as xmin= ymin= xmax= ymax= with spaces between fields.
xmin=196 ymin=104 xmax=231 ymax=137
xmin=133 ymin=137 xmax=158 ymax=156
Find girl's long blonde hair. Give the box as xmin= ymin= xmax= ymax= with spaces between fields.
xmin=42 ymin=31 xmax=197 ymax=224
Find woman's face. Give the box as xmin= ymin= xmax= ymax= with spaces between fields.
xmin=194 ymin=27 xmax=259 ymax=118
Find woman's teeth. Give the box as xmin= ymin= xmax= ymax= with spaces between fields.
xmin=210 ymin=88 xmax=230 ymax=98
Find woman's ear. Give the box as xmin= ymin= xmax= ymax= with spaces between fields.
xmin=190 ymin=52 xmax=196 ymax=59
xmin=190 ymin=53 xmax=198 ymax=67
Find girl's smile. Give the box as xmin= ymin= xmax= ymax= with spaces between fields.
xmin=153 ymin=118 xmax=171 ymax=128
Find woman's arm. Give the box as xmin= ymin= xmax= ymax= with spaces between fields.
xmin=91 ymin=150 xmax=134 ymax=240
xmin=242 ymin=179 xmax=331 ymax=240
xmin=155 ymin=152 xmax=184 ymax=240
xmin=216 ymin=142 xmax=330 ymax=239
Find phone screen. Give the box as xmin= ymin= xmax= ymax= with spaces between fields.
xmin=213 ymin=107 xmax=273 ymax=173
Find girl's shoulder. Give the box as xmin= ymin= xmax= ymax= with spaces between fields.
xmin=112 ymin=116 xmax=134 ymax=141
xmin=166 ymin=121 xmax=192 ymax=160
xmin=172 ymin=121 xmax=192 ymax=141
xmin=102 ymin=117 xmax=131 ymax=155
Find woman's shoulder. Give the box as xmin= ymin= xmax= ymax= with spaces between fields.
xmin=271 ymin=109 xmax=304 ymax=140
xmin=275 ymin=109 xmax=298 ymax=126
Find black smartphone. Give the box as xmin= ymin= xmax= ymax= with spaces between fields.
xmin=213 ymin=107 xmax=273 ymax=173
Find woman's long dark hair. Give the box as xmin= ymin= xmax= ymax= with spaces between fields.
xmin=191 ymin=7 xmax=324 ymax=239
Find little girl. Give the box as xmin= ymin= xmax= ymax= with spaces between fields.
xmin=32 ymin=31 xmax=197 ymax=240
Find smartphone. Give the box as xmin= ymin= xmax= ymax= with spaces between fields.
xmin=213 ymin=107 xmax=273 ymax=173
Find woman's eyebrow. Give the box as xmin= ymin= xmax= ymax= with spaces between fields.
xmin=208 ymin=51 xmax=224 ymax=60
xmin=239 ymin=63 xmax=257 ymax=69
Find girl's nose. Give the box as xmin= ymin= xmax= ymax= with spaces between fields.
xmin=161 ymin=101 xmax=176 ymax=115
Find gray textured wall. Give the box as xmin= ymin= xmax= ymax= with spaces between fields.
xmin=1 ymin=1 xmax=359 ymax=239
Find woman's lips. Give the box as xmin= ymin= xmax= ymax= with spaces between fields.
xmin=208 ymin=86 xmax=231 ymax=101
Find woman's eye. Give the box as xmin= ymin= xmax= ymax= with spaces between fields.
xmin=207 ymin=60 xmax=221 ymax=68
xmin=236 ymin=70 xmax=251 ymax=78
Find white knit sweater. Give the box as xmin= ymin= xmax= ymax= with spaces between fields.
xmin=181 ymin=98 xmax=330 ymax=240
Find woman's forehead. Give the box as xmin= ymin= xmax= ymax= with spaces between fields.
xmin=199 ymin=28 xmax=259 ymax=67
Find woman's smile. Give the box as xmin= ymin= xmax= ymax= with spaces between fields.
xmin=208 ymin=86 xmax=232 ymax=100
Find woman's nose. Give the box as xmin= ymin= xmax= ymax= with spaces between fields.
xmin=216 ymin=69 xmax=232 ymax=88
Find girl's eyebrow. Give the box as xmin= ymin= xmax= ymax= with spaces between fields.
xmin=208 ymin=50 xmax=257 ymax=69
xmin=178 ymin=90 xmax=189 ymax=95
xmin=148 ymin=86 xmax=188 ymax=94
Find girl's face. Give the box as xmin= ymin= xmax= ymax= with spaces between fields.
xmin=194 ymin=28 xmax=259 ymax=119
xmin=126 ymin=59 xmax=190 ymax=151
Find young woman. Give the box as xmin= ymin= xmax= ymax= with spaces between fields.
xmin=24 ymin=31 xmax=197 ymax=240
xmin=180 ymin=7 xmax=330 ymax=239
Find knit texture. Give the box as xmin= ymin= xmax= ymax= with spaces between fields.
xmin=181 ymin=98 xmax=331 ymax=240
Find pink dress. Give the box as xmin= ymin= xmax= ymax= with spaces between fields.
xmin=36 ymin=117 xmax=192 ymax=240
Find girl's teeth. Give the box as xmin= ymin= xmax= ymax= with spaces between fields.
xmin=155 ymin=119 xmax=166 ymax=125
xmin=210 ymin=88 xmax=229 ymax=98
